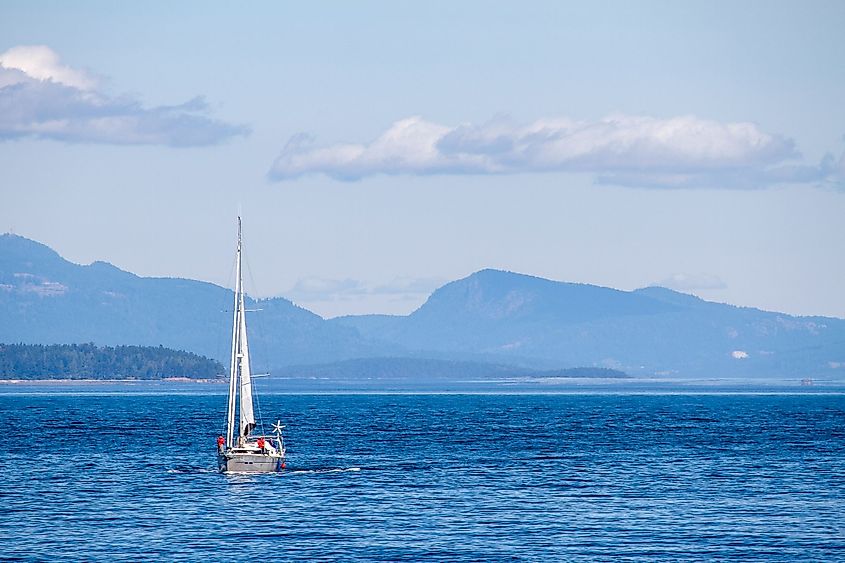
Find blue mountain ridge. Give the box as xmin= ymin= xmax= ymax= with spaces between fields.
xmin=2 ymin=233 xmax=844 ymax=380
xmin=0 ymin=234 xmax=378 ymax=367
xmin=332 ymin=269 xmax=845 ymax=379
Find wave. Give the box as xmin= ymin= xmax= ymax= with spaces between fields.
xmin=286 ymin=467 xmax=362 ymax=475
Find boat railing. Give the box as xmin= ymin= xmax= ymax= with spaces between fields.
xmin=243 ymin=433 xmax=286 ymax=451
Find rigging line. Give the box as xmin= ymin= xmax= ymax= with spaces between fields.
xmin=216 ymin=250 xmax=238 ymax=407
xmin=219 ymin=245 xmax=239 ymax=433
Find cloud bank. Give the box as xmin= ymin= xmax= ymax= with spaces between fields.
xmin=270 ymin=115 xmax=843 ymax=189
xmin=0 ymin=45 xmax=248 ymax=146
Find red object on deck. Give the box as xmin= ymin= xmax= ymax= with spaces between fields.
xmin=217 ymin=436 xmax=224 ymax=446
xmin=257 ymin=437 xmax=265 ymax=449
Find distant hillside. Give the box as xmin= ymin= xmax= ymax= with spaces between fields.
xmin=0 ymin=343 xmax=222 ymax=380
xmin=332 ymin=269 xmax=845 ymax=379
xmin=3 ymin=234 xmax=844 ymax=381
xmin=0 ymin=234 xmax=378 ymax=367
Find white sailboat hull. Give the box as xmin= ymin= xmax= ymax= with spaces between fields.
xmin=218 ymin=451 xmax=284 ymax=473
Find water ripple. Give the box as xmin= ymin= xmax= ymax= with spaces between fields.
xmin=0 ymin=393 xmax=843 ymax=561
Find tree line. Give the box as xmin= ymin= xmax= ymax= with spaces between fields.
xmin=0 ymin=343 xmax=224 ymax=380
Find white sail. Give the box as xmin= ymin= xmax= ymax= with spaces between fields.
xmin=226 ymin=216 xmax=256 ymax=446
xmin=238 ymin=294 xmax=256 ymax=438
xmin=218 ymin=216 xmax=286 ymax=473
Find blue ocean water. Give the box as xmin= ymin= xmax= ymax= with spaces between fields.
xmin=1 ymin=392 xmax=843 ymax=561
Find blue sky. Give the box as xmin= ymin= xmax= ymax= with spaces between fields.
xmin=1 ymin=1 xmax=844 ymax=317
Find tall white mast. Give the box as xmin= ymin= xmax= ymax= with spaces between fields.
xmin=225 ymin=217 xmax=242 ymax=449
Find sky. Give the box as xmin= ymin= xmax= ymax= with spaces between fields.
xmin=1 ymin=1 xmax=844 ymax=318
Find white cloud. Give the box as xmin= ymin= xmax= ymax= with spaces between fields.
xmin=657 ymin=272 xmax=727 ymax=291
xmin=0 ymin=45 xmax=248 ymax=146
xmin=270 ymin=118 xmax=468 ymax=181
xmin=0 ymin=45 xmax=96 ymax=90
xmin=269 ymin=114 xmax=839 ymax=189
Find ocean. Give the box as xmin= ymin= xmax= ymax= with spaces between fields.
xmin=2 ymin=390 xmax=843 ymax=561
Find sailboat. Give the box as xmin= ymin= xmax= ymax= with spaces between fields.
xmin=217 ymin=217 xmax=286 ymax=473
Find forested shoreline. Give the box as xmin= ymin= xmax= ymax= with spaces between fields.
xmin=0 ymin=343 xmax=223 ymax=380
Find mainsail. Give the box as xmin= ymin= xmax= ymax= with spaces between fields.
xmin=238 ymin=289 xmax=255 ymax=437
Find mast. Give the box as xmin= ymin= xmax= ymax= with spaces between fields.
xmin=225 ymin=217 xmax=242 ymax=449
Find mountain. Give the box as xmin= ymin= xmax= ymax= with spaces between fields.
xmin=3 ymin=234 xmax=844 ymax=381
xmin=0 ymin=234 xmax=376 ymax=367
xmin=332 ymin=269 xmax=845 ymax=379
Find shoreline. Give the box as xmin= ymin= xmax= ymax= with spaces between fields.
xmin=1 ymin=377 xmax=843 ymax=394
xmin=0 ymin=377 xmax=226 ymax=385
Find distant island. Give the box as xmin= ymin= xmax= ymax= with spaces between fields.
xmin=0 ymin=343 xmax=223 ymax=380
xmin=274 ymin=357 xmax=628 ymax=381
